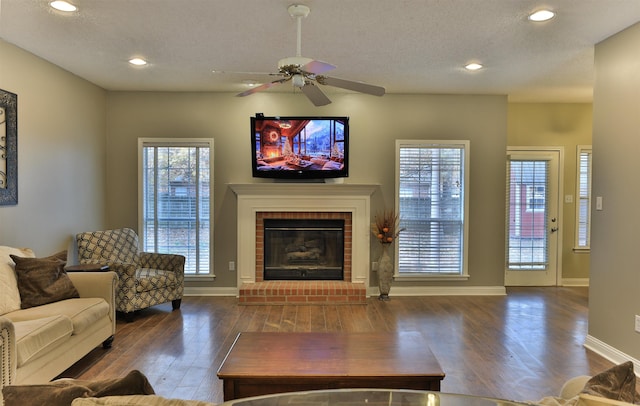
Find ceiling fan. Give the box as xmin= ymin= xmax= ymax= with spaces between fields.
xmin=236 ymin=4 xmax=385 ymax=106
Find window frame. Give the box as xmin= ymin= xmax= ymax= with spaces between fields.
xmin=137 ymin=138 xmax=215 ymax=279
xmin=394 ymin=139 xmax=470 ymax=281
xmin=574 ymin=145 xmax=592 ymax=251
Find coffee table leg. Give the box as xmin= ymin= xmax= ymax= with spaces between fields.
xmin=223 ymin=379 xmax=236 ymax=401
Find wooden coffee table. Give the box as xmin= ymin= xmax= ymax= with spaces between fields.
xmin=217 ymin=331 xmax=445 ymax=401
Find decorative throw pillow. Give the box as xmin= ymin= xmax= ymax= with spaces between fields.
xmin=72 ymin=395 xmax=216 ymax=406
xmin=10 ymin=250 xmax=79 ymax=309
xmin=0 ymin=246 xmax=35 ymax=315
xmin=582 ymin=361 xmax=639 ymax=404
xmin=2 ymin=369 xmax=155 ymax=406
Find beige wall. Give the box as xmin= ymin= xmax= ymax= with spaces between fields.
xmin=590 ymin=22 xmax=640 ymax=360
xmin=507 ymin=103 xmax=593 ymax=280
xmin=0 ymin=39 xmax=106 ymax=256
xmin=105 ymin=92 xmax=507 ymax=289
xmin=0 ymin=36 xmax=594 ymax=292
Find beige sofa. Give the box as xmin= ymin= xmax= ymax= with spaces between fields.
xmin=0 ymin=246 xmax=117 ymax=397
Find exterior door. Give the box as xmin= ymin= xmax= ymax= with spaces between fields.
xmin=505 ymin=148 xmax=561 ymax=286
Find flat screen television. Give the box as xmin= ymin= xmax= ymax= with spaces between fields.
xmin=251 ymin=115 xmax=349 ymax=180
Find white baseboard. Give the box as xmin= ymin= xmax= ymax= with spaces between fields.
xmin=562 ymin=278 xmax=589 ymax=287
xmin=584 ymin=335 xmax=640 ymax=376
xmin=367 ymin=285 xmax=507 ymax=297
xmin=184 ymin=285 xmax=507 ymax=298
xmin=184 ymin=286 xmax=238 ymax=296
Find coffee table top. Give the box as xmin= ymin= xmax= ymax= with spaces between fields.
xmin=219 ymin=388 xmax=526 ymax=406
xmin=217 ymin=332 xmax=444 ymax=379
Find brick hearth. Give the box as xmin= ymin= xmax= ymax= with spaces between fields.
xmin=238 ymin=281 xmax=367 ymax=305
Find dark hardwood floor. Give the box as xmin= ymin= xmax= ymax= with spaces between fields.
xmin=61 ymin=287 xmax=614 ymax=404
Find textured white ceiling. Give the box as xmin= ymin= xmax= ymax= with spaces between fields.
xmin=1 ymin=0 xmax=639 ymax=102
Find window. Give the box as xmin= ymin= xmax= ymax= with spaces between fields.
xmin=575 ymin=145 xmax=592 ymax=250
xmin=138 ymin=138 xmax=214 ymax=276
xmin=395 ymin=140 xmax=469 ymax=278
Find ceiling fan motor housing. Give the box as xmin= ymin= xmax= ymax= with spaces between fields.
xmin=278 ymin=56 xmax=314 ymax=73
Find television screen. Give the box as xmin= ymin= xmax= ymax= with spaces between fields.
xmin=251 ymin=116 xmax=349 ymax=179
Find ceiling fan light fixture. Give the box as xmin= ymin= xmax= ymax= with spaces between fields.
xmin=292 ymin=74 xmax=305 ymax=88
xmin=528 ymin=9 xmax=555 ymax=22
xmin=50 ymin=1 xmax=77 ymax=12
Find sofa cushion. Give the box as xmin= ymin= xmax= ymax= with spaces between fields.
xmin=72 ymin=395 xmax=216 ymax=406
xmin=4 ymin=297 xmax=110 ymax=335
xmin=13 ymin=315 xmax=73 ymax=367
xmin=577 ymin=394 xmax=637 ymax=406
xmin=11 ymin=251 xmax=79 ymax=309
xmin=0 ymin=246 xmax=35 ymax=315
xmin=3 ymin=370 xmax=155 ymax=406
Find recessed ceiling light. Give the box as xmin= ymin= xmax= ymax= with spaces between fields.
xmin=242 ymin=80 xmax=257 ymax=87
xmin=528 ymin=9 xmax=555 ymax=22
xmin=465 ymin=63 xmax=483 ymax=71
xmin=50 ymin=1 xmax=77 ymax=12
xmin=129 ymin=58 xmax=148 ymax=66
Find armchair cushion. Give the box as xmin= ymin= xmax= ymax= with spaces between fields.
xmin=136 ymin=269 xmax=179 ymax=293
xmin=11 ymin=251 xmax=79 ymax=309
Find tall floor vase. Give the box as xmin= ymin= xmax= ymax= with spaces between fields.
xmin=377 ymin=243 xmax=394 ymax=300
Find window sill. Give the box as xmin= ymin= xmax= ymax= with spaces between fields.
xmin=393 ymin=273 xmax=470 ymax=282
xmin=185 ymin=275 xmax=217 ymax=282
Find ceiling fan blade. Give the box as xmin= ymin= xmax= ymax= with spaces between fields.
xmin=301 ymin=82 xmax=332 ymax=106
xmin=317 ymin=76 xmax=385 ymax=96
xmin=302 ymin=60 xmax=336 ymax=75
xmin=236 ymin=78 xmax=289 ymax=97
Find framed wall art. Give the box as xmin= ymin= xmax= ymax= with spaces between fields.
xmin=0 ymin=88 xmax=17 ymax=205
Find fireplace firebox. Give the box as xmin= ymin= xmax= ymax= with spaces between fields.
xmin=263 ymin=219 xmax=345 ymax=280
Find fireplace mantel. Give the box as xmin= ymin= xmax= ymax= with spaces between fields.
xmin=230 ymin=183 xmax=378 ymax=290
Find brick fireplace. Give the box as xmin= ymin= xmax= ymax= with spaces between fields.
xmin=230 ymin=183 xmax=377 ymax=304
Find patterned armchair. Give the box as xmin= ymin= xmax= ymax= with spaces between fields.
xmin=76 ymin=228 xmax=185 ymax=321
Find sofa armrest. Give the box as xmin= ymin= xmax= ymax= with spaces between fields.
xmin=0 ymin=315 xmax=17 ymax=389
xmin=68 ymin=271 xmax=118 ymax=326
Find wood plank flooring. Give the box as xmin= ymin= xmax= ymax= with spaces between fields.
xmin=60 ymin=287 xmax=615 ymax=404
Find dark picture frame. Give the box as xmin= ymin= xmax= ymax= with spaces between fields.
xmin=0 ymin=88 xmax=17 ymax=205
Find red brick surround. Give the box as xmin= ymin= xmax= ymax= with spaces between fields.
xmin=240 ymin=211 xmax=365 ymax=305
xmin=255 ymin=211 xmax=352 ymax=282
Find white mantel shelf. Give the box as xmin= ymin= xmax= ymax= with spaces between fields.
xmin=230 ymin=183 xmax=379 ymax=290
xmin=229 ymin=183 xmax=379 ymax=197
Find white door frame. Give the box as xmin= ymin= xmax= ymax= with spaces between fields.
xmin=506 ymin=146 xmax=564 ymax=286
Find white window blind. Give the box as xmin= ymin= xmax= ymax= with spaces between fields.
xmin=576 ymin=146 xmax=592 ymax=249
xmin=139 ymin=139 xmax=213 ymax=276
xmin=506 ymin=159 xmax=549 ymax=270
xmin=396 ymin=141 xmax=468 ymax=275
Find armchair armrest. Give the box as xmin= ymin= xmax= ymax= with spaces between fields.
xmin=139 ymin=252 xmax=185 ymax=279
xmin=68 ymin=271 xmax=118 ymax=328
xmin=0 ymin=315 xmax=17 ymax=388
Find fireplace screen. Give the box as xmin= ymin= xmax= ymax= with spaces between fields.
xmin=264 ymin=219 xmax=344 ymax=280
